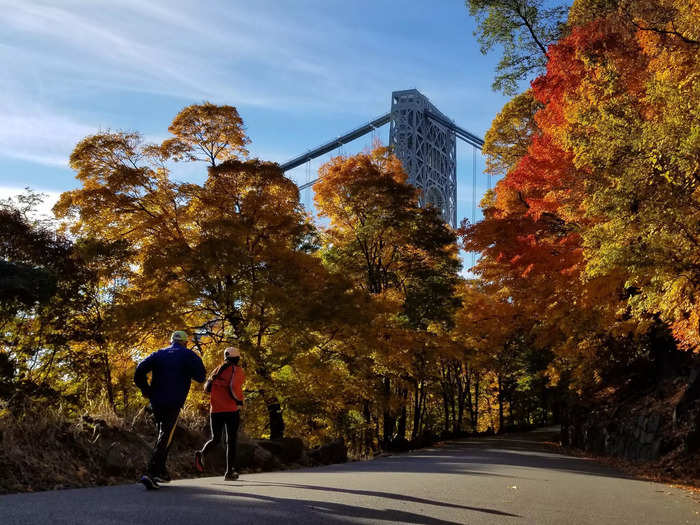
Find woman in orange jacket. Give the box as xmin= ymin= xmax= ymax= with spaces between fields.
xmin=194 ymin=346 xmax=246 ymax=480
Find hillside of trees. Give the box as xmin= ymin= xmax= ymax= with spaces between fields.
xmin=1 ymin=0 xmax=698 ymax=490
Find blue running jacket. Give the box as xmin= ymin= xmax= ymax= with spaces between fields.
xmin=134 ymin=343 xmax=206 ymax=409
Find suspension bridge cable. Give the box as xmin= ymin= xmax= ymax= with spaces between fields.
xmin=305 ymin=159 xmax=312 ymax=210
xmin=471 ymin=145 xmax=477 ymax=268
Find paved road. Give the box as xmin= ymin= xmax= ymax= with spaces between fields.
xmin=1 ymin=432 xmax=698 ymax=524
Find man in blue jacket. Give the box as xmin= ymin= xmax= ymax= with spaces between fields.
xmin=134 ymin=330 xmax=206 ymax=490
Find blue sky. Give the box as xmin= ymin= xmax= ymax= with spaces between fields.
xmin=0 ymin=0 xmax=508 ymax=224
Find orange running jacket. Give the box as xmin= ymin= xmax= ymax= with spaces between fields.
xmin=209 ymin=364 xmax=245 ymax=413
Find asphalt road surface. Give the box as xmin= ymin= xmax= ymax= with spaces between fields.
xmin=1 ymin=430 xmax=698 ymax=524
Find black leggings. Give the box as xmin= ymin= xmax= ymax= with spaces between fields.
xmin=147 ymin=405 xmax=180 ymax=477
xmin=200 ymin=411 xmax=240 ymax=473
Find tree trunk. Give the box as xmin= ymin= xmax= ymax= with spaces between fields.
xmin=485 ymin=392 xmax=495 ymax=431
xmin=457 ymin=363 xmax=466 ymax=436
xmin=472 ymin=370 xmax=481 ymax=432
xmin=498 ymin=373 xmax=504 ymax=433
xmin=450 ymin=389 xmax=457 ymax=435
xmin=418 ymin=384 xmax=427 ymax=434
xmin=442 ymin=391 xmax=451 ymax=436
xmin=121 ymin=385 xmax=129 ymax=414
xmin=508 ymin=393 xmax=515 ymax=428
xmin=466 ymin=365 xmax=475 ymax=431
xmin=396 ymin=389 xmax=408 ymax=440
xmin=411 ymin=381 xmax=421 ymax=440
xmin=439 ymin=362 xmax=452 ymax=436
xmin=382 ymin=376 xmax=395 ymax=445
xmin=363 ymin=399 xmax=372 ymax=454
xmin=266 ymin=397 xmax=285 ymax=440
xmin=101 ymin=351 xmax=115 ymax=411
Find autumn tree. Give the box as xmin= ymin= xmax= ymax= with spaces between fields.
xmin=160 ymin=102 xmax=249 ymax=166
xmin=0 ymin=198 xmax=67 ymax=396
xmin=54 ymin=103 xmax=368 ymax=438
xmin=553 ymin=1 xmax=700 ymax=352
xmin=482 ymin=89 xmax=541 ymax=178
xmin=314 ymin=147 xmax=461 ymax=446
xmin=464 ymin=0 xmax=700 ymax=417
xmin=467 ymin=0 xmax=568 ymax=94
xmin=0 ymin=193 xmax=124 ymax=407
xmin=60 ymin=237 xmax=136 ymax=411
xmin=453 ymin=280 xmax=545 ymax=432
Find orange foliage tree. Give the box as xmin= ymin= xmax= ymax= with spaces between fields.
xmin=314 ymin=146 xmax=462 ymax=445
xmin=54 ymin=104 xmax=368 ymax=438
xmin=461 ymin=0 xmax=699 ymax=407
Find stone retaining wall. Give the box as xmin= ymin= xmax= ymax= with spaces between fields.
xmin=562 ymin=369 xmax=700 ymax=462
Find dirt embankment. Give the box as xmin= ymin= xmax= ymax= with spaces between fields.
xmin=0 ymin=406 xmax=347 ymax=494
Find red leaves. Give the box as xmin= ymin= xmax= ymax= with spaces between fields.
xmin=506 ymin=134 xmax=577 ymax=220
xmin=467 ymin=0 xmax=700 ymax=369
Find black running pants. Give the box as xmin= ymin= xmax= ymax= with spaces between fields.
xmin=201 ymin=411 xmax=240 ymax=473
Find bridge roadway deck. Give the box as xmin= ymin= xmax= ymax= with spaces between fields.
xmin=1 ymin=429 xmax=698 ymax=524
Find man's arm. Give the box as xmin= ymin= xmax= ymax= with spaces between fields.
xmin=190 ymin=351 xmax=206 ymax=383
xmin=134 ymin=353 xmax=156 ymax=399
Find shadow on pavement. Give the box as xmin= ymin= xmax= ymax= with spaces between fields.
xmin=302 ymin=438 xmax=634 ymax=481
xmin=182 ymin=485 xmax=520 ymax=523
xmin=0 ymin=481 xmax=519 ymax=525
xmin=223 ymin=480 xmax=521 ymax=517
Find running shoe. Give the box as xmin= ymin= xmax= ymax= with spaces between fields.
xmin=153 ymin=470 xmax=171 ymax=483
xmin=194 ymin=451 xmax=204 ymax=473
xmin=140 ymin=474 xmax=160 ymax=490
xmin=224 ymin=470 xmax=239 ymax=481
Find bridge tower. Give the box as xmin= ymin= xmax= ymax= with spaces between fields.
xmin=279 ymin=89 xmax=483 ymax=230
xmin=389 ymin=89 xmax=457 ymax=227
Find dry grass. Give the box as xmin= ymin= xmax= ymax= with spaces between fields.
xmin=0 ymin=399 xmax=208 ymax=494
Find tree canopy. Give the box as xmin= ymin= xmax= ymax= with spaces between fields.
xmin=2 ymin=0 xmax=697 ymax=453
xmin=467 ymin=0 xmax=569 ymax=94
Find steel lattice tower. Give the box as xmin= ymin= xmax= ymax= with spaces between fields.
xmin=280 ymin=89 xmax=483 ymax=229
xmin=389 ymin=89 xmax=457 ymax=227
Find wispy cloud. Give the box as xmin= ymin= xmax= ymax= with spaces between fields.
xmin=0 ymin=0 xmax=499 ymax=186
xmin=0 ymin=0 xmax=380 ymax=109
xmin=0 ymin=0 xmax=395 ymax=169
xmin=2 ymin=0 xmax=458 ymax=112
xmin=0 ymin=108 xmax=94 ymax=167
